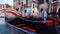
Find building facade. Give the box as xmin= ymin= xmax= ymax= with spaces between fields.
xmin=13 ymin=0 xmax=21 ymax=12
xmin=48 ymin=0 xmax=60 ymax=19
xmin=38 ymin=0 xmax=48 ymax=11
xmin=13 ymin=0 xmax=38 ymax=17
xmin=0 ymin=4 xmax=6 ymax=9
xmin=14 ymin=0 xmax=56 ymax=18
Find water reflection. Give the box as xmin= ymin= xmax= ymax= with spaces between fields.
xmin=0 ymin=18 xmax=12 ymax=34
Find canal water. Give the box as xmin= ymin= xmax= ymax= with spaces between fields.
xmin=0 ymin=18 xmax=12 ymax=34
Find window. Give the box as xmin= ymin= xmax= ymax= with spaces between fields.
xmin=53 ymin=0 xmax=57 ymax=1
xmin=16 ymin=8 xmax=19 ymax=11
xmin=22 ymin=2 xmax=23 ymax=6
xmin=46 ymin=0 xmax=49 ymax=3
xmin=18 ymin=3 xmax=20 ymax=5
xmin=58 ymin=8 xmax=60 ymax=13
xmin=3 ymin=6 xmax=4 ymax=8
xmin=33 ymin=11 xmax=35 ymax=13
xmin=33 ymin=1 xmax=35 ymax=3
xmin=0 ymin=5 xmax=2 ymax=9
xmin=58 ymin=8 xmax=60 ymax=18
xmin=25 ymin=10 xmax=27 ymax=13
xmin=41 ymin=8 xmax=43 ymax=11
xmin=38 ymin=0 xmax=44 ymax=4
xmin=53 ymin=0 xmax=57 ymax=2
xmin=26 ymin=0 xmax=28 ymax=6
xmin=18 ymin=0 xmax=20 ymax=5
xmin=33 ymin=4 xmax=34 ymax=8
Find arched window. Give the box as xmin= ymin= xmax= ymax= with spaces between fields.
xmin=58 ymin=8 xmax=60 ymax=18
xmin=22 ymin=2 xmax=23 ymax=6
xmin=58 ymin=8 xmax=60 ymax=12
xmin=41 ymin=8 xmax=43 ymax=11
xmin=18 ymin=3 xmax=20 ymax=5
xmin=33 ymin=11 xmax=35 ymax=13
xmin=25 ymin=10 xmax=27 ymax=13
xmin=16 ymin=8 xmax=19 ymax=11
xmin=26 ymin=0 xmax=28 ymax=6
xmin=33 ymin=4 xmax=34 ymax=8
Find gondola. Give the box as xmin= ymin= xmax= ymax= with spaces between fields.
xmin=5 ymin=14 xmax=59 ymax=34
